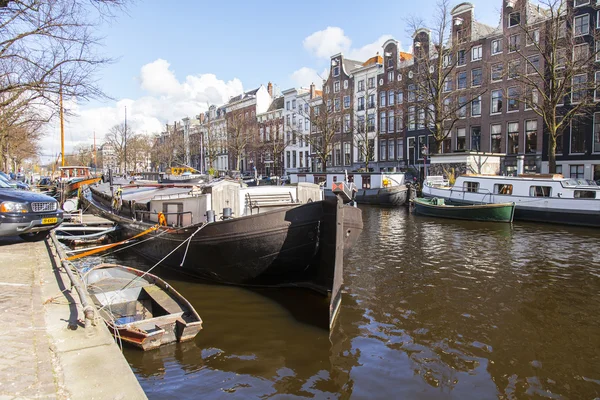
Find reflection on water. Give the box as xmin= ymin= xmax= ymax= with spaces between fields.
xmin=98 ymin=206 xmax=600 ymax=399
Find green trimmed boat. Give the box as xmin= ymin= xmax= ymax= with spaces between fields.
xmin=411 ymin=197 xmax=515 ymax=223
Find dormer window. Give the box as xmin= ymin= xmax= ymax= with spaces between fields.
xmin=333 ymin=66 xmax=340 ymax=77
xmin=508 ymin=12 xmax=520 ymax=28
xmin=387 ymin=58 xmax=394 ymax=68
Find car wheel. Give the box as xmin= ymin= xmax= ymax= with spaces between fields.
xmin=19 ymin=231 xmax=50 ymax=242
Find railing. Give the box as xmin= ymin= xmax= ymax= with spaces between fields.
xmin=134 ymin=210 xmax=193 ymax=227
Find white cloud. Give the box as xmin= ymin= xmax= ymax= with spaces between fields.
xmin=40 ymin=59 xmax=244 ymax=162
xmin=303 ymin=27 xmax=351 ymax=59
xmin=290 ymin=67 xmax=329 ymax=88
xmin=303 ymin=27 xmax=399 ymax=62
xmin=347 ymin=35 xmax=395 ymax=61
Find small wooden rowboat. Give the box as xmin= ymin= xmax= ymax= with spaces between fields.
xmin=83 ymin=263 xmax=202 ymax=351
xmin=411 ymin=197 xmax=516 ymax=223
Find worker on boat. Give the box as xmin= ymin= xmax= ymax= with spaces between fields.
xmin=112 ymin=187 xmax=123 ymax=213
xmin=158 ymin=212 xmax=167 ymax=226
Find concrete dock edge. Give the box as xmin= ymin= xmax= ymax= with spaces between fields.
xmin=0 ymin=236 xmax=147 ymax=400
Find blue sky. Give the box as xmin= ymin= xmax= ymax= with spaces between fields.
xmin=50 ymin=0 xmax=505 ymax=158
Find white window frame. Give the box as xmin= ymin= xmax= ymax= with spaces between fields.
xmin=333 ymin=66 xmax=340 ymax=77
xmin=491 ymin=89 xmax=503 ymax=114
xmin=334 ymin=81 xmax=340 ymax=93
xmin=526 ymin=29 xmax=540 ymax=47
xmin=471 ymin=45 xmax=482 ymax=61
xmin=508 ymin=12 xmax=521 ymax=28
xmin=573 ymin=43 xmax=589 ymax=63
xmin=597 ymin=10 xmax=600 ymax=29
xmin=471 ymin=96 xmax=481 ymax=117
xmin=596 ymin=41 xmax=600 ymax=62
xmin=471 ymin=68 xmax=482 ymax=87
xmin=575 ymin=0 xmax=590 ymax=7
xmin=509 ymin=34 xmax=520 ymax=53
xmin=574 ymin=14 xmax=590 ymax=37
xmin=491 ymin=39 xmax=503 ymax=55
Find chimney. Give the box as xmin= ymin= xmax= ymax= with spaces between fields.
xmin=310 ymin=83 xmax=316 ymax=99
xmin=267 ymin=82 xmax=273 ymax=98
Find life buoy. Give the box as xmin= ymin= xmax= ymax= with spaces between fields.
xmin=158 ymin=212 xmax=167 ymax=226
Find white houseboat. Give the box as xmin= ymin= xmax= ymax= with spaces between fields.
xmin=422 ymin=174 xmax=600 ymax=227
xmin=289 ymin=172 xmax=410 ymax=206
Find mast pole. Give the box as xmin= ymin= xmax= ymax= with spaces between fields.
xmin=94 ymin=131 xmax=97 ymax=175
xmin=60 ymin=71 xmax=65 ymax=167
xmin=124 ymin=106 xmax=127 ymax=175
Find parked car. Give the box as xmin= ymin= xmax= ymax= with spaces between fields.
xmin=0 ymin=179 xmax=63 ymax=241
xmin=0 ymin=171 xmax=29 ymax=190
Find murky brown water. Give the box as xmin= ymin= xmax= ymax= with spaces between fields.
xmin=103 ymin=206 xmax=600 ymax=399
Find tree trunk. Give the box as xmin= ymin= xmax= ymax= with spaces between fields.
xmin=548 ymin=130 xmax=557 ymax=174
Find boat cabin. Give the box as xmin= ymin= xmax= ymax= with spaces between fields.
xmin=58 ymin=166 xmax=93 ymax=181
xmin=290 ymin=172 xmax=406 ymax=190
xmin=427 ymin=174 xmax=600 ymax=200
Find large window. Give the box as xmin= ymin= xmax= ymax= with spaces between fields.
xmin=509 ymin=34 xmax=520 ymax=52
xmin=491 ymin=63 xmax=503 ymax=82
xmin=388 ymin=110 xmax=395 ymax=133
xmin=457 ymin=71 xmax=467 ymax=89
xmin=344 ymin=142 xmax=351 ymax=166
xmin=508 ymin=87 xmax=519 ymax=112
xmin=358 ymin=96 xmax=365 ymax=111
xmin=367 ymin=113 xmax=375 ymax=132
xmin=388 ymin=140 xmax=395 ymax=160
xmin=334 ymin=143 xmax=341 ymax=166
xmin=456 ymin=127 xmax=466 ymax=150
xmin=574 ymin=14 xmax=590 ymax=36
xmin=570 ymin=164 xmax=585 ymax=179
xmin=380 ymin=140 xmax=387 ymax=161
xmin=491 ymin=39 xmax=503 ymax=55
xmin=344 ymin=114 xmax=351 ymax=133
xmin=389 ymin=91 xmax=395 ymax=106
xmin=594 ymin=112 xmax=600 ymax=152
xmin=471 ymin=126 xmax=481 ymax=151
xmin=397 ymin=110 xmax=404 ymax=131
xmin=380 ymin=112 xmax=387 ymax=133
xmin=472 ymin=68 xmax=482 ymax=86
xmin=397 ymin=139 xmax=403 ymax=160
xmin=472 ymin=45 xmax=482 ymax=61
xmin=526 ymin=120 xmax=537 ymax=153
xmin=472 ymin=96 xmax=481 ymax=116
xmin=458 ymin=96 xmax=467 ymax=118
xmin=380 ymin=91 xmax=387 ymax=107
xmin=408 ymin=107 xmax=416 ymax=130
xmin=530 ymin=186 xmax=551 ymax=197
xmin=491 ymin=124 xmax=502 ymax=153
xmin=491 ymin=90 xmax=503 ymax=114
xmin=457 ymin=50 xmax=466 ymax=66
xmin=571 ymin=119 xmax=586 ymax=153
xmin=507 ymin=122 xmax=519 ymax=154
xmin=343 ymin=95 xmax=350 ymax=109
xmin=464 ymin=181 xmax=480 ymax=193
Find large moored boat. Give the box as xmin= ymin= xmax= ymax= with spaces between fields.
xmin=422 ymin=174 xmax=600 ymax=227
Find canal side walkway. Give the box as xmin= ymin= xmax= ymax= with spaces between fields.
xmin=0 ymin=236 xmax=146 ymax=400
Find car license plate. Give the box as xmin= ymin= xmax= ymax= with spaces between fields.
xmin=42 ymin=217 xmax=57 ymax=224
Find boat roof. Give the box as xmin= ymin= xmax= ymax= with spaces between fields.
xmin=59 ymin=166 xmax=91 ymax=170
xmin=457 ymin=174 xmax=600 ymax=189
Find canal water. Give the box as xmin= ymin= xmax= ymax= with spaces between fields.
xmin=101 ymin=206 xmax=600 ymax=399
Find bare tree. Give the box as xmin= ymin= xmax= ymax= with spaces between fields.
xmin=226 ymin=111 xmax=256 ymax=172
xmin=507 ymin=0 xmax=600 ymax=173
xmin=127 ymin=134 xmax=152 ymax=172
xmin=294 ymin=90 xmax=340 ymax=172
xmin=104 ymin=122 xmax=132 ymax=171
xmin=405 ymin=0 xmax=487 ymax=154
xmin=261 ymin=121 xmax=287 ymax=177
xmin=352 ymin=78 xmax=378 ymax=171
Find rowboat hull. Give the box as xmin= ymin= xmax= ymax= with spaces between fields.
xmin=412 ymin=198 xmax=515 ymax=223
xmin=83 ymin=264 xmax=203 ymax=351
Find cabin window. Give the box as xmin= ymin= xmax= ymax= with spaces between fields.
xmin=333 ymin=176 xmax=338 ymax=183
xmin=530 ymin=186 xmax=551 ymax=197
xmin=464 ymin=181 xmax=479 ymax=193
xmin=362 ymin=176 xmax=371 ymax=189
xmin=494 ymin=184 xmax=513 ymax=195
xmin=574 ymin=190 xmax=596 ymax=198
xmin=314 ymin=175 xmax=327 ymax=187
